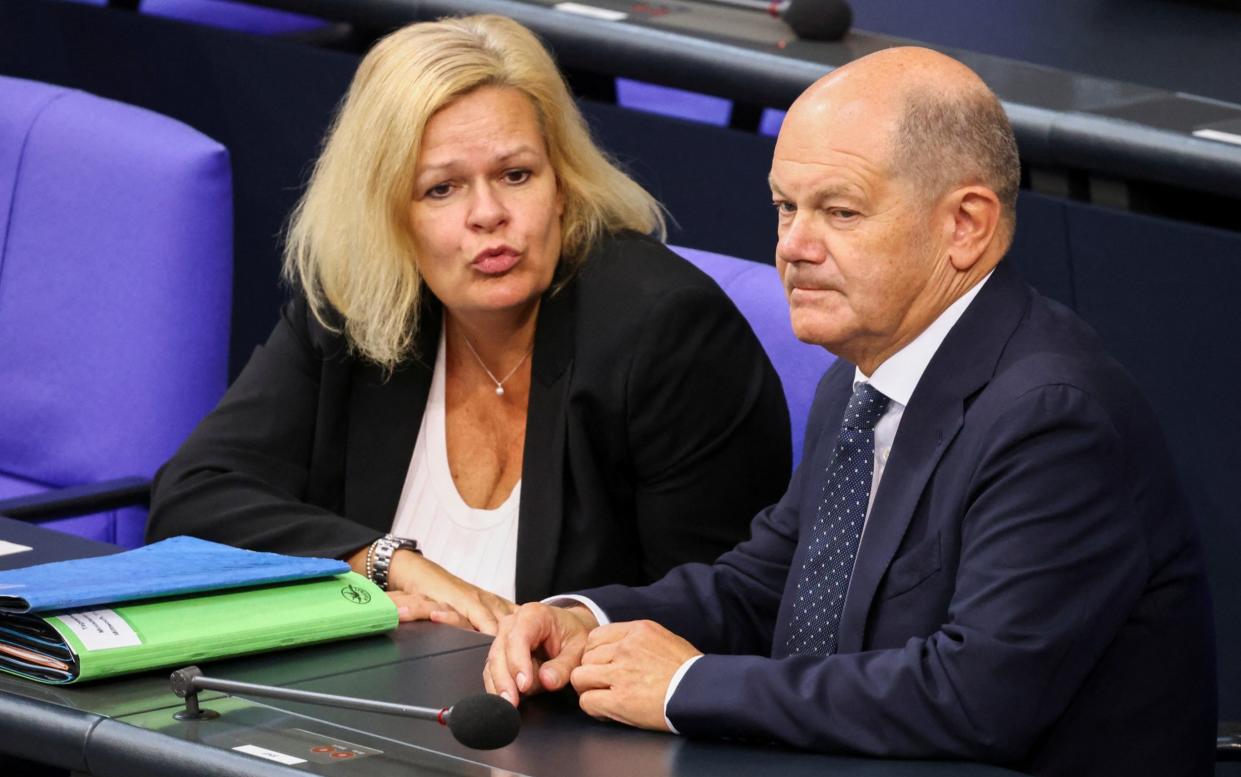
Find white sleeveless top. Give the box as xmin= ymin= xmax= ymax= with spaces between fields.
xmin=389 ymin=329 xmax=520 ymax=602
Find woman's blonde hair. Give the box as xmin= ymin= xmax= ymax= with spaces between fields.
xmin=284 ymin=14 xmax=665 ymax=369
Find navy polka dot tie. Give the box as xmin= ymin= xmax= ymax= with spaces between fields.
xmin=786 ymin=382 xmax=890 ymax=656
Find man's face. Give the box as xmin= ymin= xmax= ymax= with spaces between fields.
xmin=770 ymin=93 xmax=945 ymax=370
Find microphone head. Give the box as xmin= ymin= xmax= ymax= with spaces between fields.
xmin=445 ymin=693 xmax=521 ymax=749
xmin=781 ymin=0 xmax=853 ymax=41
xmin=169 ymin=665 xmax=204 ymax=698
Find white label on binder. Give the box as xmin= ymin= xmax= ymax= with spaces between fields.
xmin=233 ymin=745 xmax=308 ymax=766
xmin=52 ymin=609 xmax=142 ymax=650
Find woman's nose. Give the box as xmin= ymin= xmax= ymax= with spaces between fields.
xmin=468 ymin=184 xmax=509 ymax=231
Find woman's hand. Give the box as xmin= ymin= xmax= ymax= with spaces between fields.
xmin=386 ymin=549 xmax=516 ymax=634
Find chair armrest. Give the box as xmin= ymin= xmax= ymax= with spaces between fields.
xmin=0 ymin=477 xmax=151 ymax=521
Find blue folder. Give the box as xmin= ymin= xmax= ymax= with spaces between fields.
xmin=0 ymin=536 xmax=348 ymax=614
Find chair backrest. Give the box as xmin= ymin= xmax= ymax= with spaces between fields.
xmin=669 ymin=245 xmax=835 ymax=468
xmin=0 ymin=75 xmax=233 ymax=547
xmin=64 ymin=0 xmax=331 ymax=36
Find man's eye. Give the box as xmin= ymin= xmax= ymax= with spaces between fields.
xmin=772 ymin=200 xmax=795 ymax=216
xmin=503 ymin=169 xmax=532 ymax=185
xmin=831 ymin=208 xmax=860 ymax=220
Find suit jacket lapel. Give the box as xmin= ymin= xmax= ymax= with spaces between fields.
xmin=835 ymin=264 xmax=1031 ymax=653
xmin=343 ymin=303 xmax=440 ymax=533
xmin=515 ymin=278 xmax=575 ymax=602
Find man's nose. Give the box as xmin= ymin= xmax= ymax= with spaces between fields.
xmin=777 ymin=216 xmax=827 ymax=265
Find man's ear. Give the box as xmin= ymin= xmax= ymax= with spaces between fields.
xmin=943 ymin=186 xmax=1002 ymax=272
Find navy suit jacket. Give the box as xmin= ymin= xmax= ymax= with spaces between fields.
xmin=585 ymin=263 xmax=1216 ymax=776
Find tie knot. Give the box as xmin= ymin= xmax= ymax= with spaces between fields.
xmin=843 ymin=383 xmax=890 ymax=430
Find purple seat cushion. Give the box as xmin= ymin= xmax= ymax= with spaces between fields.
xmin=669 ymin=245 xmax=835 ymax=467
xmin=0 ymin=76 xmax=233 ymax=546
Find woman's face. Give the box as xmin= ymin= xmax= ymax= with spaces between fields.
xmin=409 ymin=86 xmax=564 ymax=323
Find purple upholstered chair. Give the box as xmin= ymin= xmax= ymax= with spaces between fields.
xmin=669 ymin=245 xmax=835 ymax=468
xmin=616 ymin=79 xmax=733 ymax=126
xmin=65 ymin=0 xmax=331 ymax=37
xmin=140 ymin=0 xmax=329 ymax=34
xmin=0 ymin=76 xmax=233 ymax=547
xmin=615 ymin=78 xmax=788 ymax=136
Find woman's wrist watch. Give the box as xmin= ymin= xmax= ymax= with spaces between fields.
xmin=366 ymin=534 xmax=419 ymax=591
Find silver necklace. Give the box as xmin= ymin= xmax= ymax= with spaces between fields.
xmin=459 ymin=333 xmax=532 ymax=397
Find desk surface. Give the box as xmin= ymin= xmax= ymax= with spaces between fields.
xmin=0 ymin=514 xmax=119 ymax=569
xmin=0 ymin=518 xmax=1025 ymax=776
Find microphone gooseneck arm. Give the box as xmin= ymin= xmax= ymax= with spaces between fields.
xmin=169 ymin=665 xmax=521 ymax=749
xmin=175 ymin=670 xmax=445 ymax=721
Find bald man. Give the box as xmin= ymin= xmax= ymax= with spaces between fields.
xmin=484 ymin=48 xmax=1216 ymax=776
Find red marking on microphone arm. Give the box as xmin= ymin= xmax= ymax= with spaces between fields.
xmin=767 ymin=0 xmax=780 ymax=17
xmin=438 ymin=708 xmax=449 ymax=726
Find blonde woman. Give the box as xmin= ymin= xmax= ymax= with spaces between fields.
xmin=148 ymin=15 xmax=790 ymax=632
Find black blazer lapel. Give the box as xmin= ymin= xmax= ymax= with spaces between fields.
xmin=515 ymin=280 xmax=575 ymax=602
xmin=343 ymin=304 xmax=440 ymax=533
xmin=836 ymin=264 xmax=1031 ymax=653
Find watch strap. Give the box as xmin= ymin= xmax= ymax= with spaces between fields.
xmin=369 ymin=533 xmax=419 ymax=591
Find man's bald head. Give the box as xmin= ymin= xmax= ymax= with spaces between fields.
xmin=789 ymin=47 xmax=1020 ymax=244
xmin=771 ymin=48 xmax=1021 ymax=371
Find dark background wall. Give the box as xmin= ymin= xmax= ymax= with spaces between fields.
xmin=2 ymin=0 xmax=1238 ymax=720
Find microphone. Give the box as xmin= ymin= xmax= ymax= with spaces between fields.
xmin=169 ymin=666 xmax=520 ymax=750
xmin=780 ymin=0 xmax=853 ymax=42
xmin=690 ymin=0 xmax=853 ymax=41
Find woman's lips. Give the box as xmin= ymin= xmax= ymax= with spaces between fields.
xmin=472 ymin=247 xmax=521 ymax=275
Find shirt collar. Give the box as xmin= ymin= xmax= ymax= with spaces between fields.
xmin=854 ymin=270 xmax=994 ymax=407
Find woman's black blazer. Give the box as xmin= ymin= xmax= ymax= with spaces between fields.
xmin=147 ymin=232 xmax=792 ymax=602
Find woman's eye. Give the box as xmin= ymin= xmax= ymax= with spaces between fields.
xmin=425 ymin=182 xmax=454 ymax=199
xmin=503 ymin=169 xmax=532 ymax=185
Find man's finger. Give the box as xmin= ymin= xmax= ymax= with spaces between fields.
xmin=577 ymin=689 xmax=618 ymax=723
xmin=502 ymin=612 xmax=547 ymax=694
xmin=583 ymin=621 xmax=633 ymax=651
xmin=579 ymin=641 xmax=618 ymax=666
xmin=485 ymin=636 xmax=521 ymax=705
xmin=538 ymin=629 xmax=586 ymax=691
xmin=569 ymin=663 xmax=611 ymax=693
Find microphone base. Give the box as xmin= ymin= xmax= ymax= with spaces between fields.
xmin=173 ymin=689 xmax=221 ymax=720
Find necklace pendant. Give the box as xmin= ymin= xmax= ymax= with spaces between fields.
xmin=495 ymin=386 xmax=505 ymax=397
